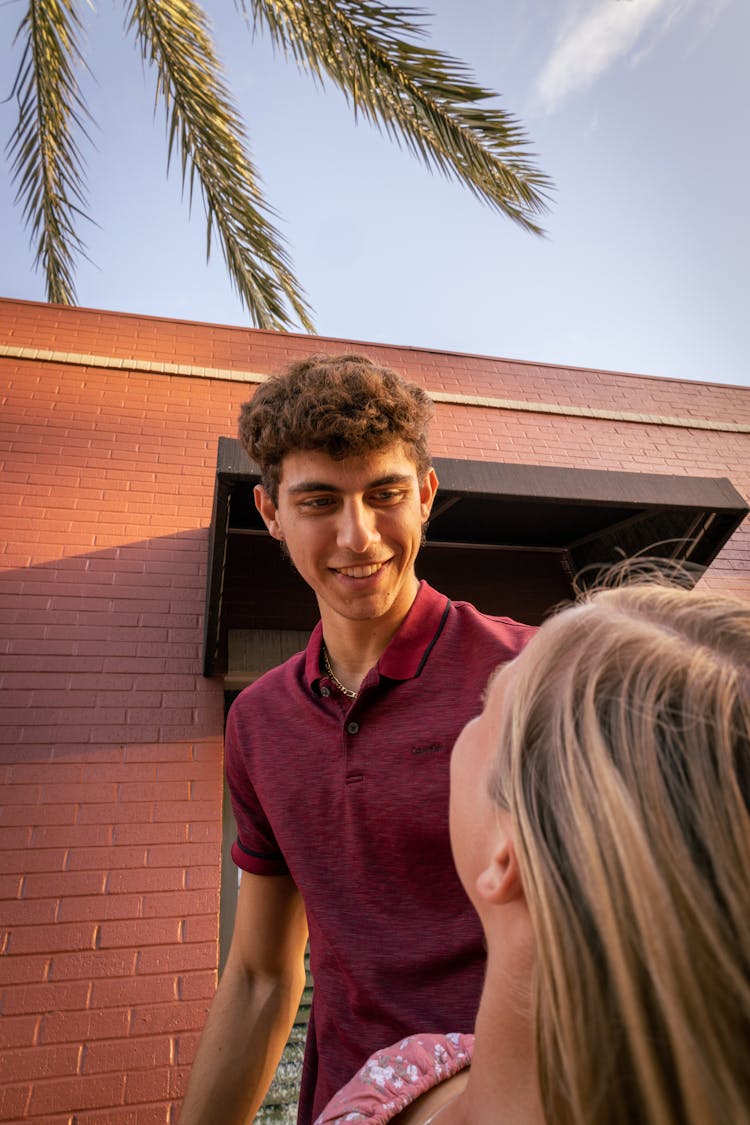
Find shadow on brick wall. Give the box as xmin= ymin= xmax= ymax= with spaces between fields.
xmin=0 ymin=529 xmax=229 ymax=1123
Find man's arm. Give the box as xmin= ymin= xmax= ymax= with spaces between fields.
xmin=178 ymin=869 xmax=309 ymax=1125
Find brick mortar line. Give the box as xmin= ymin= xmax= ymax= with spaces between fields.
xmin=2 ymin=344 xmax=749 ymax=434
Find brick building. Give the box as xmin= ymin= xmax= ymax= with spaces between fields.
xmin=1 ymin=296 xmax=748 ymax=1123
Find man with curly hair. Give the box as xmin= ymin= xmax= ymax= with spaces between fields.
xmin=181 ymin=354 xmax=534 ymax=1125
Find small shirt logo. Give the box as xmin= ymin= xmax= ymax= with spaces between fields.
xmin=411 ymin=742 xmax=444 ymax=757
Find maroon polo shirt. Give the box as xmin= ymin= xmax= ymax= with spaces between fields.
xmin=225 ymin=581 xmax=535 ymax=1124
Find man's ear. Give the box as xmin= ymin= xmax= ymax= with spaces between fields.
xmin=254 ymin=484 xmax=284 ymax=541
xmin=419 ymin=468 xmax=439 ymax=522
xmin=475 ymin=826 xmax=523 ymax=906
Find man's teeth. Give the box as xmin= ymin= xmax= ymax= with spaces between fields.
xmin=337 ymin=563 xmax=383 ymax=578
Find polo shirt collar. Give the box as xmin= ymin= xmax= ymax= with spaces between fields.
xmin=378 ymin=581 xmax=450 ymax=681
xmin=305 ymin=581 xmax=450 ymax=692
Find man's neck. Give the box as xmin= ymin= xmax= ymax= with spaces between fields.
xmin=319 ymin=581 xmax=420 ymax=692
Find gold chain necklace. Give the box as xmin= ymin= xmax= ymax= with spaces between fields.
xmin=322 ymin=643 xmax=358 ymax=698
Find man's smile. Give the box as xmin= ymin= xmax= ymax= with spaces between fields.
xmin=331 ymin=560 xmax=390 ymax=579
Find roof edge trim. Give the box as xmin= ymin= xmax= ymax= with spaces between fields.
xmin=2 ymin=344 xmax=748 ymax=435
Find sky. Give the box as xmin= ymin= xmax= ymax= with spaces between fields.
xmin=1 ymin=0 xmax=748 ymax=388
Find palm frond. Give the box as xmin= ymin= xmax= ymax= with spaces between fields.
xmin=243 ymin=0 xmax=552 ymax=234
xmin=125 ymin=0 xmax=314 ymax=331
xmin=6 ymin=0 xmax=92 ymax=305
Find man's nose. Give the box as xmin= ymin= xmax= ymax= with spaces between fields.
xmin=337 ymin=499 xmax=379 ymax=553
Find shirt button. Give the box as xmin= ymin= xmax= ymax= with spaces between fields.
xmin=320 ymin=685 xmax=331 ymax=697
xmin=346 ymin=721 xmax=360 ymax=735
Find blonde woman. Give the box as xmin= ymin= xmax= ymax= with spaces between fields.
xmin=316 ymin=583 xmax=750 ymax=1125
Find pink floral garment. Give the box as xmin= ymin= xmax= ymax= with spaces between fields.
xmin=313 ymin=1032 xmax=474 ymax=1125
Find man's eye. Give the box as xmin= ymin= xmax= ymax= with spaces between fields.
xmin=300 ymin=496 xmax=334 ymax=510
xmin=371 ymin=490 xmax=403 ymax=504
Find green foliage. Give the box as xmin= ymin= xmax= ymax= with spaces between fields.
xmin=125 ymin=0 xmax=314 ymax=330
xmin=5 ymin=0 xmax=552 ymax=330
xmin=246 ymin=0 xmax=551 ymax=231
xmin=8 ymin=0 xmax=91 ymax=305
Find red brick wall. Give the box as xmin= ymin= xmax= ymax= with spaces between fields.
xmin=1 ymin=297 xmax=748 ymax=1122
xmin=0 ymin=306 xmax=237 ymax=1122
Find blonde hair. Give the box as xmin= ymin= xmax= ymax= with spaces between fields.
xmin=491 ymin=583 xmax=750 ymax=1125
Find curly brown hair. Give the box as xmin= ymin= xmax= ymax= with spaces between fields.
xmin=238 ymin=353 xmax=434 ymax=502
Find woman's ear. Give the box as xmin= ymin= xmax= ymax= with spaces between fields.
xmin=475 ymin=819 xmax=523 ymax=906
xmin=254 ymin=484 xmax=284 ymax=541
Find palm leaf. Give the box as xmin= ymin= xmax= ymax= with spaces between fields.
xmin=6 ymin=0 xmax=92 ymax=305
xmin=125 ymin=0 xmax=314 ymax=331
xmin=243 ymin=0 xmax=552 ymax=233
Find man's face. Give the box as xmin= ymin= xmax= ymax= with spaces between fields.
xmin=254 ymin=443 xmax=438 ymax=631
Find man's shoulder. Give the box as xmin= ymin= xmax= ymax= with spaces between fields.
xmin=434 ymin=597 xmax=537 ymax=670
xmin=447 ymin=596 xmax=536 ymax=639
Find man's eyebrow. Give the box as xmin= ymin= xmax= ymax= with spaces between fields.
xmin=368 ymin=474 xmax=414 ymax=487
xmin=287 ymin=473 xmax=413 ymax=495
xmin=287 ymin=480 xmax=339 ymax=494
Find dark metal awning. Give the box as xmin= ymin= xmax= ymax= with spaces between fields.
xmin=203 ymin=437 xmax=748 ymax=675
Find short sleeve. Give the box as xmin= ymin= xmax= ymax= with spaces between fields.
xmin=225 ymin=694 xmax=290 ymax=876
